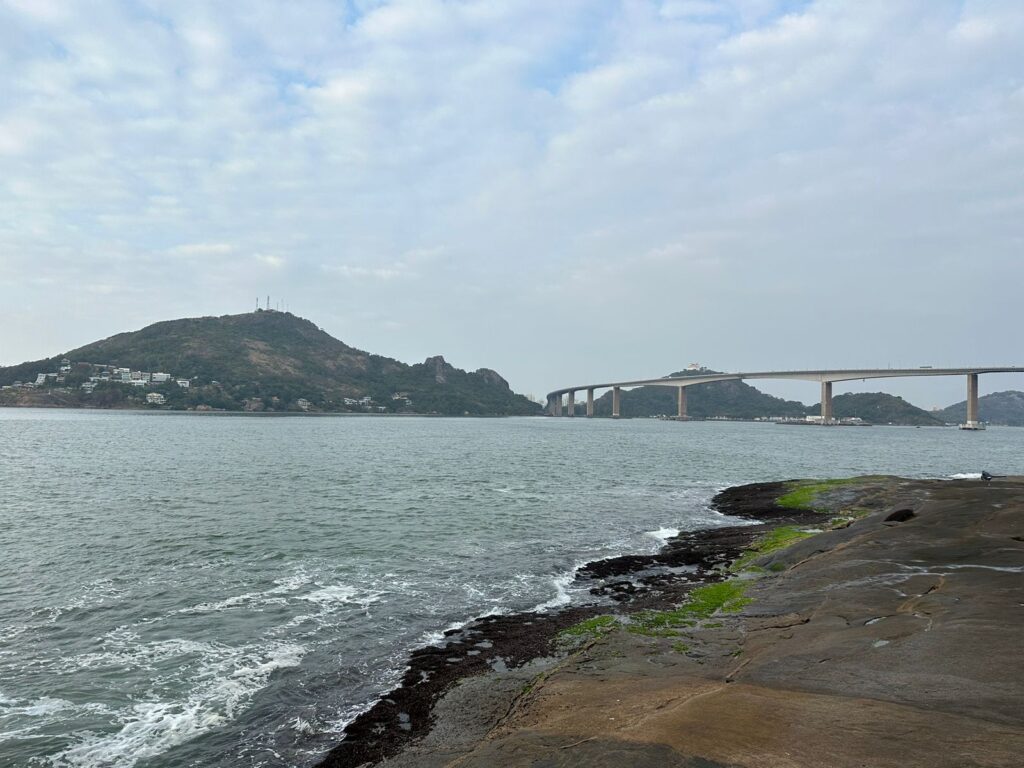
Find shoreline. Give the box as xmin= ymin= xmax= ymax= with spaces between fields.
xmin=311 ymin=478 xmax=891 ymax=768
xmin=311 ymin=475 xmax=1024 ymax=768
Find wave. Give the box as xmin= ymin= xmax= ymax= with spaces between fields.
xmin=46 ymin=642 xmax=305 ymax=768
xmin=645 ymin=526 xmax=680 ymax=544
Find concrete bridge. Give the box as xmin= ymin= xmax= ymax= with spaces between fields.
xmin=545 ymin=367 xmax=1024 ymax=428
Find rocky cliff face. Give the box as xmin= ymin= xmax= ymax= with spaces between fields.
xmin=475 ymin=369 xmax=509 ymax=389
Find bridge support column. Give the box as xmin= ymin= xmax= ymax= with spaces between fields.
xmin=567 ymin=390 xmax=575 ymax=417
xmin=821 ymin=381 xmax=833 ymax=424
xmin=676 ymin=387 xmax=687 ymax=420
xmin=963 ymin=373 xmax=981 ymax=429
xmin=586 ymin=389 xmax=594 ymax=417
xmin=549 ymin=394 xmax=563 ymax=417
xmin=612 ymin=387 xmax=621 ymax=418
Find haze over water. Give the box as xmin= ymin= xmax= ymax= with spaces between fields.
xmin=2 ymin=410 xmax=1021 ymax=767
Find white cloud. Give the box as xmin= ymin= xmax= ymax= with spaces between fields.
xmin=255 ymin=253 xmax=286 ymax=269
xmin=169 ymin=243 xmax=235 ymax=258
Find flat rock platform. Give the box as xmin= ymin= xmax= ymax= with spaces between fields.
xmin=374 ymin=477 xmax=1024 ymax=768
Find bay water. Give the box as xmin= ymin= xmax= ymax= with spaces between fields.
xmin=1 ymin=410 xmax=1020 ymax=767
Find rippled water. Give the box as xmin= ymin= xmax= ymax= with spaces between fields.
xmin=1 ymin=410 xmax=1021 ymax=767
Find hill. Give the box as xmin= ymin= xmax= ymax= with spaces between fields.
xmin=0 ymin=311 xmax=541 ymax=416
xmin=808 ymin=392 xmax=943 ymax=426
xmin=590 ymin=373 xmax=808 ymax=419
xmin=585 ymin=374 xmax=943 ymax=425
xmin=936 ymin=390 xmax=1024 ymax=426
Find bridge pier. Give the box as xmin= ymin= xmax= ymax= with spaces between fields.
xmin=962 ymin=373 xmax=982 ymax=429
xmin=821 ymin=381 xmax=833 ymax=424
xmin=567 ymin=390 xmax=575 ymax=417
xmin=586 ymin=388 xmax=594 ymax=417
xmin=677 ymin=387 xmax=687 ymax=419
xmin=549 ymin=394 xmax=562 ymax=417
xmin=612 ymin=386 xmax=621 ymax=418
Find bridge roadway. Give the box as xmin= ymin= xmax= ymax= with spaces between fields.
xmin=545 ymin=367 xmax=1024 ymax=427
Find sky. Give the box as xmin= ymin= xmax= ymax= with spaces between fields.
xmin=1 ymin=0 xmax=1022 ymax=409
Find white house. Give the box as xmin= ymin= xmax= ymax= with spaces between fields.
xmin=176 ymin=379 xmax=190 ymax=388
xmin=146 ymin=392 xmax=166 ymax=405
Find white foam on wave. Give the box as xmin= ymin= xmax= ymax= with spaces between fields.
xmin=284 ymin=584 xmax=383 ymax=631
xmin=180 ymin=570 xmax=377 ymax=621
xmin=46 ymin=642 xmax=305 ymax=768
xmin=299 ymin=584 xmax=359 ymax=605
xmin=645 ymin=526 xmax=680 ymax=544
xmin=530 ymin=570 xmax=577 ymax=612
xmin=12 ymin=697 xmax=75 ymax=717
xmin=948 ymin=472 xmax=982 ymax=479
xmin=183 ymin=591 xmax=264 ymax=614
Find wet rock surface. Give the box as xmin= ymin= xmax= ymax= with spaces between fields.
xmin=315 ymin=481 xmax=803 ymax=768
xmin=317 ymin=477 xmax=1024 ymax=768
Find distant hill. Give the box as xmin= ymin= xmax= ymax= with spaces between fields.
xmin=936 ymin=390 xmax=1024 ymax=426
xmin=0 ymin=311 xmax=541 ymax=416
xmin=585 ymin=374 xmax=943 ymax=425
xmin=808 ymin=392 xmax=943 ymax=426
xmin=590 ymin=373 xmax=808 ymax=419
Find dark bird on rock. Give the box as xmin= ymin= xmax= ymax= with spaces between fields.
xmin=981 ymin=470 xmax=994 ymax=482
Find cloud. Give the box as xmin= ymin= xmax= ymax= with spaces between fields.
xmin=168 ymin=243 xmax=236 ymax=258
xmin=255 ymin=253 xmax=286 ymax=269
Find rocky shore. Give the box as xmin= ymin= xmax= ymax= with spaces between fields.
xmin=315 ymin=476 xmax=1024 ymax=768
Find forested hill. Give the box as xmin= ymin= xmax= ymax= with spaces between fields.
xmin=587 ymin=373 xmax=944 ymax=425
xmin=936 ymin=391 xmax=1024 ymax=426
xmin=811 ymin=392 xmax=943 ymax=426
xmin=590 ymin=374 xmax=808 ymax=419
xmin=0 ymin=310 xmax=541 ymax=415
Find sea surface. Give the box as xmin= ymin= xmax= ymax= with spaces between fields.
xmin=1 ymin=410 xmax=1021 ymax=767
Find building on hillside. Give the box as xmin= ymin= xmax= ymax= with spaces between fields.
xmin=152 ymin=373 xmax=171 ymax=383
xmin=343 ymin=398 xmax=359 ymax=406
xmin=35 ymin=374 xmax=47 ymax=385
xmin=146 ymin=392 xmax=165 ymax=404
xmin=176 ymin=379 xmax=190 ymax=388
xmin=296 ymin=398 xmax=311 ymax=411
xmin=81 ymin=382 xmax=96 ymax=393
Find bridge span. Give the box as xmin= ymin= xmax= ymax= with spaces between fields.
xmin=545 ymin=367 xmax=1024 ymax=428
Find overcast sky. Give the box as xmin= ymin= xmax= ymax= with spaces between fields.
xmin=1 ymin=0 xmax=1022 ymax=408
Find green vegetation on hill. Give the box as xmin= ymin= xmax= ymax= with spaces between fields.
xmin=936 ymin=391 xmax=1024 ymax=426
xmin=585 ymin=373 xmax=943 ymax=426
xmin=0 ymin=311 xmax=541 ymax=416
xmin=809 ymin=392 xmax=943 ymax=426
xmin=591 ymin=374 xmax=808 ymax=419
